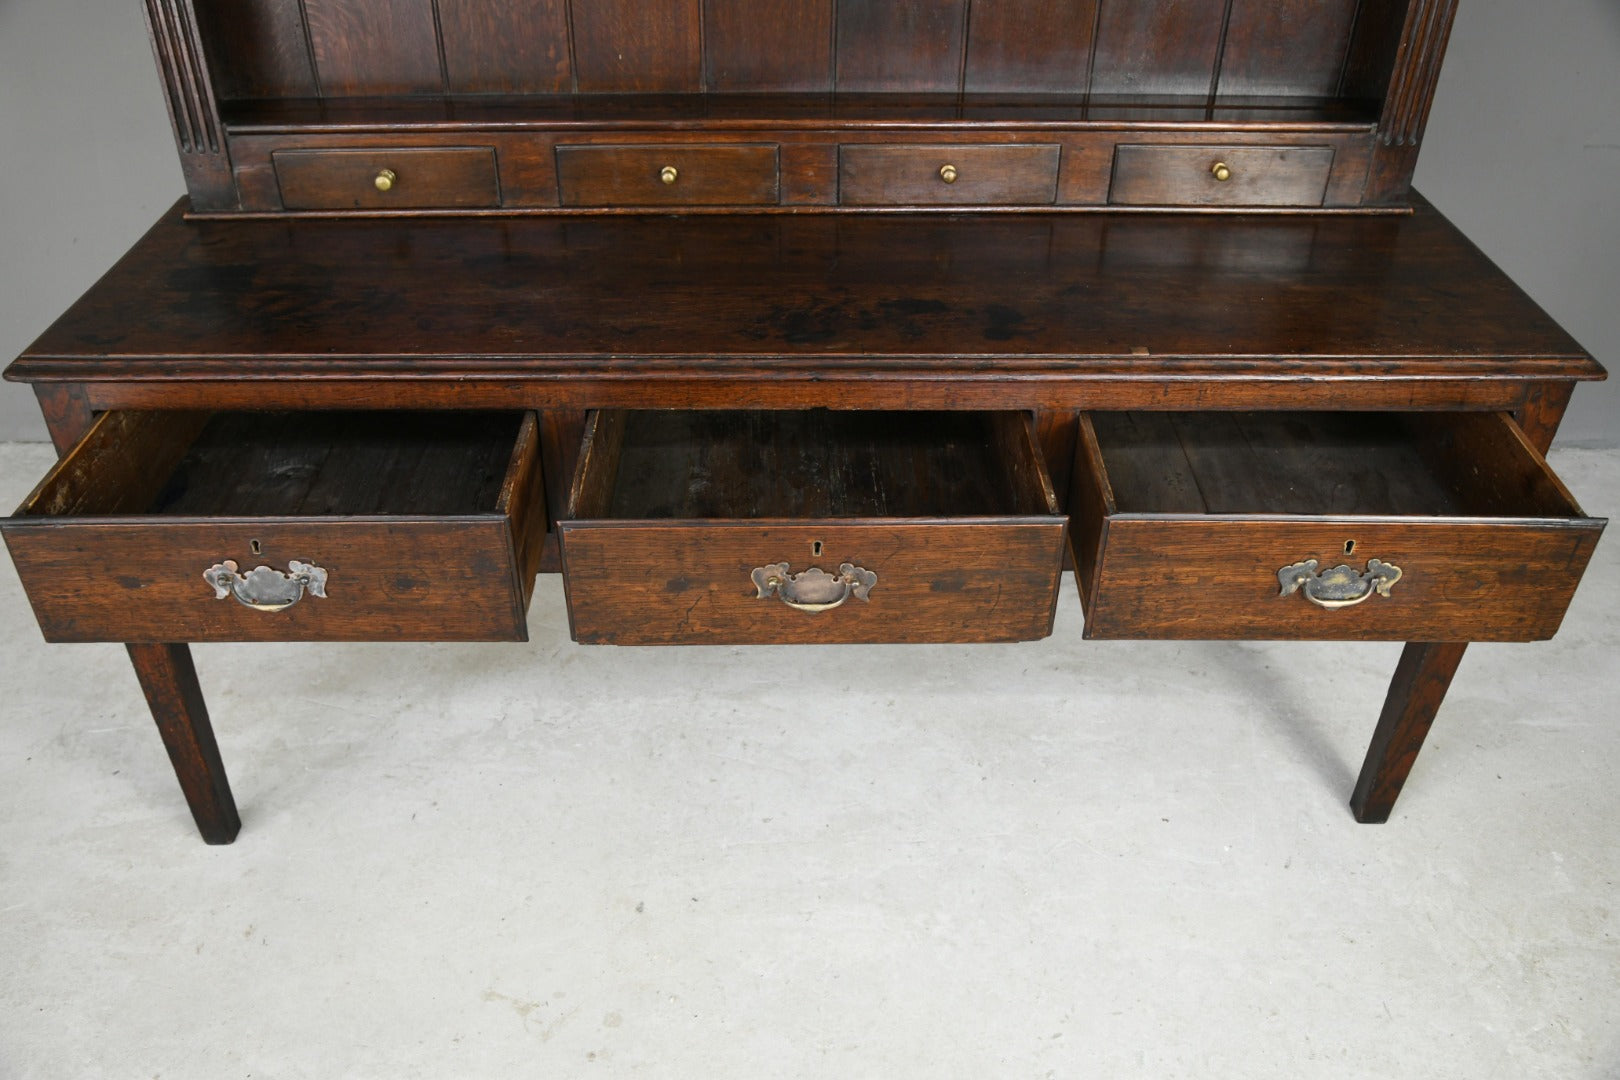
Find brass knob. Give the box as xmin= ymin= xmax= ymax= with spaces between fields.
xmin=1211 ymin=161 xmax=1232 ymax=182
xmin=374 ymin=168 xmax=397 ymax=192
xmin=659 ymin=165 xmax=679 ymax=185
xmin=939 ymin=163 xmax=959 ymax=184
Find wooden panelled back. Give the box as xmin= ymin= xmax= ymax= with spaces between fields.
xmin=196 ymin=0 xmax=1402 ymax=103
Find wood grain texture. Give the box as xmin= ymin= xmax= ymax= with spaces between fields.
xmin=34 ymin=385 xmax=96 ymax=458
xmin=1090 ymin=0 xmax=1227 ymax=97
xmin=705 ymin=0 xmax=834 ymax=91
xmin=964 ymin=0 xmax=1099 ymax=94
xmin=571 ymin=0 xmax=703 ymax=92
xmin=835 ymin=0 xmax=968 ymax=92
xmin=839 ymin=144 xmax=1059 ymax=205
xmin=303 ymin=0 xmax=444 ymax=95
xmin=1217 ymin=0 xmax=1359 ymax=98
xmin=1350 ymin=641 xmax=1469 ymax=822
xmin=142 ymin=0 xmax=236 ymax=209
xmin=193 ymin=0 xmax=320 ymax=100
xmin=1109 ymin=145 xmax=1333 ymax=207
xmin=127 ymin=643 xmax=241 ymax=844
xmin=4 ymin=411 xmax=544 ymax=643
xmin=556 ymin=144 xmax=779 ymax=206
xmin=437 ymin=0 xmax=572 ymax=93
xmin=274 ymin=147 xmax=500 ymax=209
xmin=1071 ymin=412 xmax=1606 ymax=641
xmin=11 ymin=198 xmax=1599 ymax=389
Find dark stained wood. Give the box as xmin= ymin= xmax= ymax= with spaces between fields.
xmin=705 ymin=0 xmax=834 ymax=91
xmin=1071 ymin=412 xmax=1607 ymax=641
xmin=1362 ymin=0 xmax=1460 ymax=204
xmin=558 ymin=410 xmax=1065 ymax=645
xmin=1217 ymin=0 xmax=1359 ymax=98
xmin=34 ymin=385 xmax=96 ymax=457
xmin=10 ymin=199 xmax=1601 ymax=390
xmin=839 ymin=144 xmax=1060 ymax=206
xmin=302 ymin=0 xmax=444 ymax=96
xmin=273 ymin=147 xmax=500 ymax=210
xmin=1515 ymin=382 xmax=1575 ymax=455
xmin=1109 ymin=145 xmax=1333 ymax=207
xmin=835 ymin=0 xmax=969 ymax=93
xmin=570 ymin=0 xmax=703 ymax=92
xmin=193 ymin=0 xmax=320 ymax=100
xmin=142 ymin=0 xmax=236 ymax=210
xmin=437 ymin=0 xmax=572 ymax=93
xmin=556 ymin=145 xmax=779 ymax=207
xmin=3 ymin=412 xmax=544 ymax=643
xmin=127 ymin=643 xmax=241 ymax=844
xmin=964 ymin=0 xmax=1099 ymax=94
xmin=1351 ymin=642 xmax=1469 ymax=823
xmin=1090 ymin=0 xmax=1227 ymax=97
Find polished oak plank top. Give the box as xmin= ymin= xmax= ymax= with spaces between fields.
xmin=8 ymin=196 xmax=1600 ymax=384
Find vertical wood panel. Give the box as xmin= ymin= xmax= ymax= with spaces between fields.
xmin=1091 ymin=0 xmax=1227 ymax=97
xmin=964 ymin=0 xmax=1099 ymax=94
xmin=1218 ymin=0 xmax=1359 ymax=98
xmin=705 ymin=0 xmax=834 ymax=91
xmin=193 ymin=0 xmax=319 ymax=99
xmin=304 ymin=0 xmax=444 ymax=95
xmin=571 ymin=0 xmax=703 ymax=92
xmin=438 ymin=0 xmax=572 ymax=93
xmin=836 ymin=0 xmax=968 ymax=93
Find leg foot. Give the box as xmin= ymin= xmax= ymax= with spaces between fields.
xmin=1351 ymin=642 xmax=1468 ymax=823
xmin=127 ymin=644 xmax=241 ymax=844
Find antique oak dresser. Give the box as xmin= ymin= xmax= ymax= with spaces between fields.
xmin=2 ymin=0 xmax=1606 ymax=842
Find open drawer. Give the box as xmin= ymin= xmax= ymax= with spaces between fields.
xmin=557 ymin=410 xmax=1067 ymax=645
xmin=3 ymin=411 xmax=546 ymax=643
xmin=1071 ymin=411 xmax=1605 ymax=641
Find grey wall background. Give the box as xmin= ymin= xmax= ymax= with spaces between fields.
xmin=1 ymin=1 xmax=1616 ymax=445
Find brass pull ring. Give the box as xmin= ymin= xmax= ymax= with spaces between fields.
xmin=1277 ymin=558 xmax=1402 ymax=609
xmin=374 ymin=168 xmax=397 ymax=192
xmin=752 ymin=562 xmax=876 ymax=613
xmin=204 ymin=559 xmax=328 ymax=612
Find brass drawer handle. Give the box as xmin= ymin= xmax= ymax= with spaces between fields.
xmin=374 ymin=168 xmax=397 ymax=192
xmin=204 ymin=559 xmax=328 ymax=612
xmin=1278 ymin=558 xmax=1402 ymax=609
xmin=939 ymin=163 xmax=959 ymax=184
xmin=659 ymin=165 xmax=679 ymax=185
xmin=1211 ymin=161 xmax=1232 ymax=182
xmin=752 ymin=562 xmax=876 ymax=613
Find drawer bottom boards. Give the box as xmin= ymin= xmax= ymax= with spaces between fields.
xmin=1071 ymin=411 xmax=1605 ymax=641
xmin=557 ymin=410 xmax=1068 ymax=645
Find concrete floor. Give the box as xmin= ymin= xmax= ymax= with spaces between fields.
xmin=0 ymin=441 xmax=1616 ymax=1079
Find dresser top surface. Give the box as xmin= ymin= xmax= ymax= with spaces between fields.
xmin=8 ymin=196 xmax=1600 ymax=385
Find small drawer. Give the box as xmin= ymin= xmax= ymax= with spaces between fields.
xmin=1109 ymin=145 xmax=1333 ymax=207
xmin=3 ymin=411 xmax=547 ymax=643
xmin=558 ymin=411 xmax=1067 ymax=645
xmin=556 ymin=145 xmax=779 ymax=207
xmin=839 ymin=144 xmax=1060 ymax=206
xmin=273 ymin=147 xmax=501 ymax=210
xmin=1070 ymin=411 xmax=1605 ymax=641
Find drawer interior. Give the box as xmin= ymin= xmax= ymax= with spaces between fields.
xmin=21 ymin=411 xmax=529 ymax=520
xmin=571 ymin=410 xmax=1057 ymax=520
xmin=1087 ymin=411 xmax=1585 ymax=520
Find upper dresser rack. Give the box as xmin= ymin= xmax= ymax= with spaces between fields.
xmin=146 ymin=0 xmax=1458 ymax=215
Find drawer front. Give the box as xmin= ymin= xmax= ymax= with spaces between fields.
xmin=2 ymin=410 xmax=546 ymax=643
xmin=4 ymin=519 xmax=528 ymax=643
xmin=556 ymin=145 xmax=780 ymax=207
xmin=1109 ymin=145 xmax=1333 ymax=207
xmin=274 ymin=148 xmax=501 ymax=210
xmin=1079 ymin=517 xmax=1601 ymax=641
xmin=840 ymin=144 xmax=1060 ymax=206
xmin=558 ymin=520 xmax=1066 ymax=645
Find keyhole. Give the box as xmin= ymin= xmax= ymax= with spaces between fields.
xmin=1344 ymin=540 xmax=1356 ymax=556
xmin=811 ymin=540 xmax=823 ymax=558
xmin=250 ymin=539 xmax=262 ymax=556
